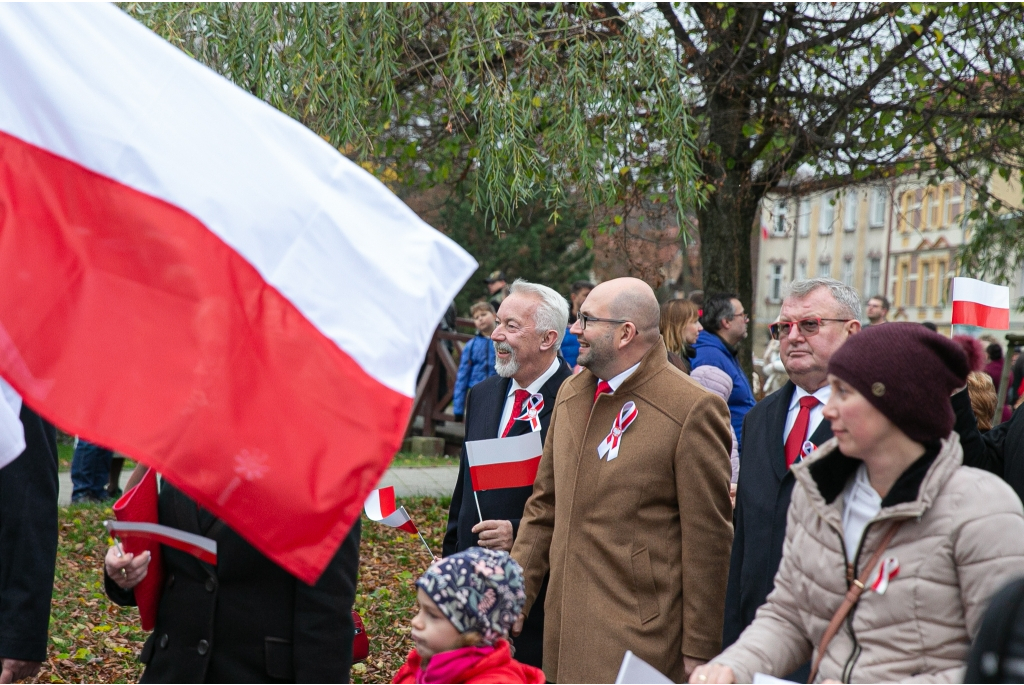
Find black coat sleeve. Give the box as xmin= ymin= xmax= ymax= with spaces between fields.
xmin=103 ymin=570 xmax=137 ymax=607
xmin=443 ymin=388 xmax=472 ymax=558
xmin=952 ymin=387 xmax=1006 ymax=475
xmin=293 ymin=518 xmax=360 ymax=683
xmin=721 ymin=420 xmax=747 ymax=648
xmin=0 ymin=405 xmax=59 ymax=662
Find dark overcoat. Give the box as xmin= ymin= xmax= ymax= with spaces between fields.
xmin=723 ymin=382 xmax=832 ymax=652
xmin=0 ymin=404 xmax=58 ymax=662
xmin=443 ymin=359 xmax=571 ymax=668
xmin=106 ymin=481 xmax=359 ymax=683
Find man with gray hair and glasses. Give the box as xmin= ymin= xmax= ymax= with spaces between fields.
xmin=443 ymin=278 xmax=572 ymax=668
xmin=722 ymin=277 xmax=861 ymax=681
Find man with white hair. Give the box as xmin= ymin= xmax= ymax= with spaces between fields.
xmin=443 ymin=278 xmax=572 ymax=668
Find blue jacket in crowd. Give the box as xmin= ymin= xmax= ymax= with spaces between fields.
xmin=691 ymin=330 xmax=756 ymax=450
xmin=560 ymin=328 xmax=581 ymax=367
xmin=452 ymin=333 xmax=497 ymax=416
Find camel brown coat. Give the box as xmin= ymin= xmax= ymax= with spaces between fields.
xmin=511 ymin=338 xmax=734 ymax=683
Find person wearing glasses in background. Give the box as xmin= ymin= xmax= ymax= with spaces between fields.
xmin=721 ymin=277 xmax=861 ymax=681
xmin=692 ymin=293 xmax=756 ymax=451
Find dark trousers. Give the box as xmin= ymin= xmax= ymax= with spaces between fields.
xmin=70 ymin=439 xmax=113 ymax=501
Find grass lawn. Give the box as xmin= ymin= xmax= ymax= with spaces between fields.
xmin=389 ymin=452 xmax=459 ymax=468
xmin=42 ymin=497 xmax=449 ymax=683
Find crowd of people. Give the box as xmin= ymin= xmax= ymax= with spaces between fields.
xmin=6 ymin=271 xmax=1024 ymax=684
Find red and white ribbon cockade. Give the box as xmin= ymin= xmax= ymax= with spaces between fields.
xmin=364 ymin=486 xmax=419 ymax=535
xmin=0 ymin=5 xmax=475 ymax=583
xmin=597 ymin=402 xmax=639 ymax=462
xmin=514 ymin=394 xmax=545 ymax=432
xmin=104 ymin=520 xmax=218 ymax=566
xmin=870 ymin=556 xmax=900 ymax=595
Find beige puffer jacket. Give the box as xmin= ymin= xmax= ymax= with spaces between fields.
xmin=715 ymin=433 xmax=1024 ymax=683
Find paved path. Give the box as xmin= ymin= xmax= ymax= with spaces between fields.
xmin=58 ymin=465 xmax=459 ymax=506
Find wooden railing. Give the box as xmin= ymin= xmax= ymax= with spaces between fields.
xmin=406 ymin=318 xmax=476 ymax=438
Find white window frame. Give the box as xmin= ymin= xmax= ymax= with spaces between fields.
xmin=797 ymin=198 xmax=810 ymax=237
xmin=868 ymin=257 xmax=881 ymax=296
xmin=842 ymin=258 xmax=855 ymax=287
xmin=773 ymin=200 xmax=789 ymax=236
xmin=820 ymin=194 xmax=835 ymax=235
xmin=843 ymin=192 xmax=858 ymax=232
xmin=819 ymin=259 xmax=832 ymax=279
xmin=770 ymin=264 xmax=784 ymax=302
xmin=869 ymin=188 xmax=886 ymax=228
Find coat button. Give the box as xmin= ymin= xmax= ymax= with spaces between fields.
xmin=166 ymin=574 xmax=175 ymax=588
xmin=159 ymin=634 xmax=169 ymax=649
xmin=205 ymin=578 xmax=216 ymax=592
xmin=197 ymin=639 xmax=209 ymax=656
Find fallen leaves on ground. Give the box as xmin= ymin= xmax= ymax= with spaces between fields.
xmin=35 ymin=497 xmax=449 ymax=684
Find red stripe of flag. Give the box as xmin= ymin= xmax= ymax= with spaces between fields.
xmin=469 ymin=456 xmax=542 ymax=491
xmin=952 ymin=300 xmax=1010 ymax=330
xmin=0 ymin=130 xmax=409 ymax=584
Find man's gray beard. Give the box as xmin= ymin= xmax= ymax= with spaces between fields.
xmin=578 ymin=340 xmax=614 ymax=376
xmin=494 ymin=342 xmax=520 ymax=378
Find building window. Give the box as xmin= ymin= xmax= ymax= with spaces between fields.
xmin=869 ymin=188 xmax=886 ymax=228
xmin=947 ymin=183 xmax=964 ymax=225
xmin=820 ymin=194 xmax=835 ymax=235
xmin=819 ymin=259 xmax=832 ymax=279
xmin=773 ymin=200 xmax=788 ymax=236
xmin=909 ymin=190 xmax=922 ymax=230
xmin=921 ymin=262 xmax=933 ymax=306
xmin=770 ymin=264 xmax=784 ymax=302
xmin=940 ymin=186 xmax=951 ymax=228
xmin=844 ymin=193 xmax=858 ymax=232
xmin=842 ymin=257 xmax=855 ymax=287
xmin=798 ymin=198 xmax=810 ymax=237
xmin=937 ymin=258 xmax=949 ymax=305
xmin=797 ymin=260 xmax=807 ymax=280
xmin=868 ymin=258 xmax=881 ymax=296
xmin=897 ymin=262 xmax=910 ymax=306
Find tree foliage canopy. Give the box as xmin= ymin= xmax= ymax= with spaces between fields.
xmin=127 ymin=2 xmax=705 ymax=230
xmin=128 ymin=3 xmax=1024 ymax=327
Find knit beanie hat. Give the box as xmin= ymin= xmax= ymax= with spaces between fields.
xmin=415 ymin=547 xmax=526 ymax=645
xmin=828 ymin=322 xmax=970 ymax=443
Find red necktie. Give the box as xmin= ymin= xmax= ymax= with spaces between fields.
xmin=593 ymin=380 xmax=613 ymax=403
xmin=785 ymin=396 xmax=820 ymax=468
xmin=501 ymin=389 xmax=532 ymax=438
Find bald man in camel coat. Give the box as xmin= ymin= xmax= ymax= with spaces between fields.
xmin=511 ymin=278 xmax=734 ymax=684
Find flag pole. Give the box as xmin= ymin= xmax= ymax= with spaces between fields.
xmin=416 ymin=531 xmax=437 ymax=560
xmin=473 ymin=491 xmax=484 ymax=522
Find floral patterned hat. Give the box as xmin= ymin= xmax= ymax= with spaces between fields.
xmin=415 ymin=547 xmax=526 ymax=645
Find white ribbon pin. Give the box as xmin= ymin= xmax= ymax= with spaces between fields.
xmin=870 ymin=556 xmax=900 ymax=595
xmin=597 ymin=401 xmax=638 ymax=461
xmin=514 ymin=393 xmax=544 ymax=432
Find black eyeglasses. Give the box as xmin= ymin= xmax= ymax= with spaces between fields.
xmin=578 ymin=313 xmax=630 ymax=330
xmin=769 ymin=317 xmax=854 ymax=340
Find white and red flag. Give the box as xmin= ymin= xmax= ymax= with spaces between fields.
xmin=363 ymin=486 xmax=419 ymax=535
xmin=0 ymin=5 xmax=475 ymax=583
xmin=952 ymin=277 xmax=1011 ymax=330
xmin=105 ymin=520 xmax=218 ymax=566
xmin=465 ymin=431 xmax=544 ymax=491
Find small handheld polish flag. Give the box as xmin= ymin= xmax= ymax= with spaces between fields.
xmin=465 ymin=431 xmax=544 ymax=523
xmin=952 ymin=277 xmax=1010 ymax=329
xmin=104 ymin=520 xmax=217 ymax=565
xmin=364 ymin=486 xmax=435 ymax=558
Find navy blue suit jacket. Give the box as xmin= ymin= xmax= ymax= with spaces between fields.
xmin=443 ymin=360 xmax=570 ymax=668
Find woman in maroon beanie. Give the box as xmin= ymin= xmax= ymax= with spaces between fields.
xmin=692 ymin=323 xmax=1024 ymax=684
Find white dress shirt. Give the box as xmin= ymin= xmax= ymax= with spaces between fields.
xmin=841 ymin=463 xmax=882 ymax=562
xmin=497 ymin=357 xmax=563 ymax=438
xmin=782 ymin=384 xmax=832 ymax=446
xmin=601 ymin=362 xmax=641 ymax=393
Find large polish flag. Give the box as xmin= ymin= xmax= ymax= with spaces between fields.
xmin=952 ymin=277 xmax=1011 ymax=330
xmin=0 ymin=4 xmax=476 ymax=582
xmin=465 ymin=432 xmax=544 ymax=491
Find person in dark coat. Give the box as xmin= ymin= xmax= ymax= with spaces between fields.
xmin=0 ymin=400 xmax=59 ymax=683
xmin=724 ymin=278 xmax=861 ymax=680
xmin=953 ymin=383 xmax=1024 ymax=504
xmin=104 ymin=479 xmax=360 ymax=683
xmin=443 ymin=278 xmax=571 ymax=669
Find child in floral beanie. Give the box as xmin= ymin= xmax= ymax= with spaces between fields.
xmin=392 ymin=547 xmax=545 ymax=684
